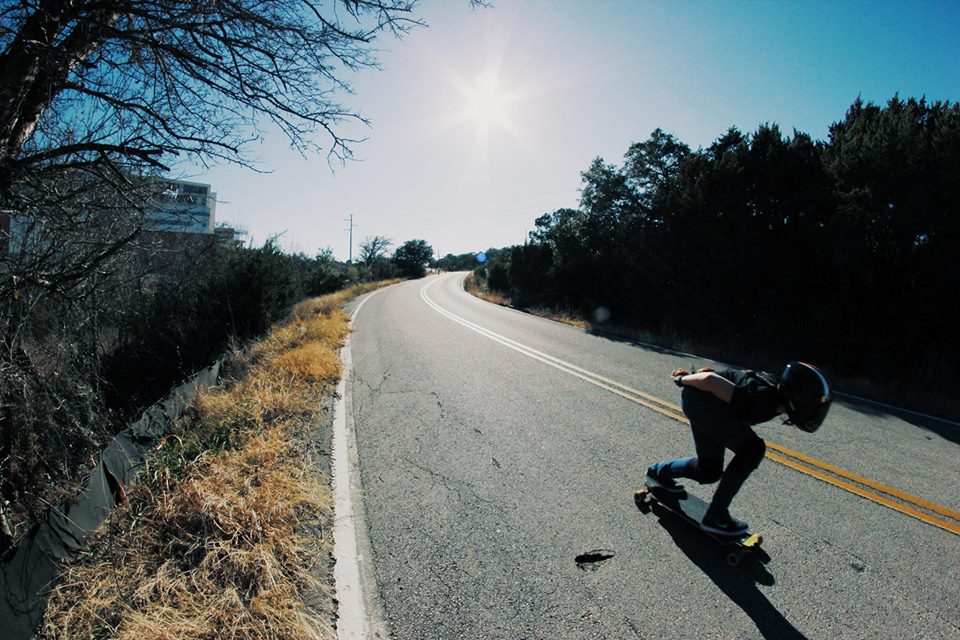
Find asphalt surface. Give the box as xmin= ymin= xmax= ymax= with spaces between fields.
xmin=346 ymin=273 xmax=960 ymax=639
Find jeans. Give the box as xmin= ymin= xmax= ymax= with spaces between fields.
xmin=652 ymin=387 xmax=766 ymax=516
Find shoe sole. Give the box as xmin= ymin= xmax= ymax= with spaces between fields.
xmin=644 ymin=475 xmax=685 ymax=495
xmin=701 ymin=523 xmax=749 ymax=536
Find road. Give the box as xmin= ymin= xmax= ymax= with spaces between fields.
xmin=345 ymin=272 xmax=959 ymax=639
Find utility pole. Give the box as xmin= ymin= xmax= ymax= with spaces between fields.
xmin=345 ymin=214 xmax=354 ymax=264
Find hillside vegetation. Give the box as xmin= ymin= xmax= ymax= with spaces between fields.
xmin=39 ymin=284 xmax=389 ymax=640
xmin=0 ymin=239 xmax=349 ymax=548
xmin=472 ymin=96 xmax=960 ymax=415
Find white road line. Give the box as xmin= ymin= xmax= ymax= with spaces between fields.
xmin=426 ymin=275 xmax=960 ymax=534
xmin=450 ymin=273 xmax=960 ymax=428
xmin=333 ymin=289 xmax=389 ymax=640
xmin=420 ymin=277 xmax=681 ymax=417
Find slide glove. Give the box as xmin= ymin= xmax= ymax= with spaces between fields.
xmin=671 ymin=368 xmax=691 ymax=387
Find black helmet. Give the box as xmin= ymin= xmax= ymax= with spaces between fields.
xmin=780 ymin=362 xmax=832 ymax=433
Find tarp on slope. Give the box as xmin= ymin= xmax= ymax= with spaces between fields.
xmin=0 ymin=361 xmax=221 ymax=639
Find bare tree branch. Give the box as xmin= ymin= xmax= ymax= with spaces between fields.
xmin=0 ymin=0 xmax=431 ymax=195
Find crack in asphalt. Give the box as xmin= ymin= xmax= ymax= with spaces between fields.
xmin=399 ymin=455 xmax=498 ymax=507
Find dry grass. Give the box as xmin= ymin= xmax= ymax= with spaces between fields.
xmin=526 ymin=307 xmax=590 ymax=329
xmin=463 ymin=273 xmax=511 ymax=307
xmin=43 ymin=424 xmax=333 ymax=640
xmin=40 ymin=281 xmax=396 ymax=640
xmin=464 ymin=274 xmax=588 ymax=328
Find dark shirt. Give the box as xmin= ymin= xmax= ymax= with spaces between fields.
xmin=718 ymin=368 xmax=782 ymax=425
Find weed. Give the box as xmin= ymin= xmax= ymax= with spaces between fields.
xmin=38 ymin=282 xmax=398 ymax=640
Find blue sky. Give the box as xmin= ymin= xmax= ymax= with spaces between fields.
xmin=195 ymin=0 xmax=960 ymax=260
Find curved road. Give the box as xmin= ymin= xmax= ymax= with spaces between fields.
xmin=345 ymin=273 xmax=959 ymax=639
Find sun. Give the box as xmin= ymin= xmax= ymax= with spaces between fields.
xmin=432 ymin=60 xmax=539 ymax=160
xmin=461 ymin=71 xmax=510 ymax=132
xmin=443 ymin=67 xmax=527 ymax=144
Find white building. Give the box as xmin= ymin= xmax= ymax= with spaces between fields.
xmin=1 ymin=179 xmax=219 ymax=258
xmin=147 ymin=180 xmax=217 ymax=234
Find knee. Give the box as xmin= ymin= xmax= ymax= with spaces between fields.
xmin=692 ymin=458 xmax=723 ymax=484
xmin=740 ymin=436 xmax=766 ymax=470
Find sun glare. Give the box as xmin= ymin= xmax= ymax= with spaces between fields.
xmin=443 ymin=66 xmax=529 ymax=145
xmin=434 ymin=59 xmax=540 ymax=160
xmin=463 ymin=71 xmax=509 ymax=131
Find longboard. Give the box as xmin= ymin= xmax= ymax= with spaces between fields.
xmin=634 ymin=481 xmax=763 ymax=566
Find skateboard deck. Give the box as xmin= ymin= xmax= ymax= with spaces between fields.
xmin=634 ymin=480 xmax=763 ymax=566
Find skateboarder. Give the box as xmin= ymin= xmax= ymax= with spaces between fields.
xmin=646 ymin=362 xmax=832 ymax=535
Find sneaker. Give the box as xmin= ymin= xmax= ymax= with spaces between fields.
xmin=701 ymin=510 xmax=749 ymax=536
xmin=645 ymin=465 xmax=685 ymax=495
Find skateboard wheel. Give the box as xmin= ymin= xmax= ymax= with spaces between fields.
xmin=633 ymin=490 xmax=652 ymax=513
xmin=726 ymin=551 xmax=743 ymax=567
xmin=742 ymin=533 xmax=763 ymax=548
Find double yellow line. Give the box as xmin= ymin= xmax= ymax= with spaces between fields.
xmin=428 ymin=276 xmax=960 ymax=536
xmin=594 ymin=375 xmax=960 ymax=536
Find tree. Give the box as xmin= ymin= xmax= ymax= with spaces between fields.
xmin=0 ymin=0 xmax=427 ymax=409
xmin=0 ymin=0 xmax=427 ymax=360
xmin=359 ymin=234 xmax=392 ymax=266
xmin=357 ymin=234 xmax=394 ymax=280
xmin=623 ymin=128 xmax=690 ymax=203
xmin=435 ymin=251 xmax=481 ymax=271
xmin=303 ymin=247 xmax=347 ymax=296
xmin=579 ymin=157 xmax=638 ymax=224
xmin=508 ymin=243 xmax=552 ymax=303
xmin=392 ymin=239 xmax=433 ymax=278
xmin=0 ymin=1 xmax=425 ymax=189
xmin=486 ymin=261 xmax=510 ymax=293
xmin=0 ymin=0 xmax=488 ymax=542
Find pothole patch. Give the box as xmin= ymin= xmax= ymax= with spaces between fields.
xmin=575 ymin=549 xmax=615 ymax=571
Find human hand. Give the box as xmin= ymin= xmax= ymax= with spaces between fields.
xmin=671 ymin=368 xmax=691 ymax=386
